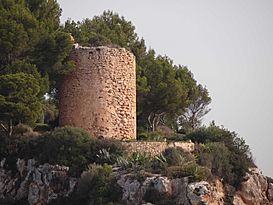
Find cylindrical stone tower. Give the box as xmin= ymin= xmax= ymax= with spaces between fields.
xmin=59 ymin=46 xmax=136 ymax=140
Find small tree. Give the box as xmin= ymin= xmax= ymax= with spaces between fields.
xmin=0 ymin=73 xmax=43 ymax=135
xmin=178 ymin=84 xmax=211 ymax=133
xmin=74 ymin=164 xmax=122 ymax=205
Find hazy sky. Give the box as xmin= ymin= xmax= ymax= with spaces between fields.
xmin=58 ymin=0 xmax=273 ymax=177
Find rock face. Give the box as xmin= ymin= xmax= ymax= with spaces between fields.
xmin=59 ymin=46 xmax=136 ymax=140
xmin=117 ymin=174 xmax=225 ymax=205
xmin=233 ymin=168 xmax=273 ymax=205
xmin=117 ymin=169 xmax=273 ymax=205
xmin=1 ymin=159 xmax=273 ymax=205
xmin=0 ymin=159 xmax=77 ymax=205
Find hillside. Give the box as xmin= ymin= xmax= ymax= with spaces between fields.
xmin=0 ymin=1 xmax=270 ymax=205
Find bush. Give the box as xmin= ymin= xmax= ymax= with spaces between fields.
xmin=73 ymin=164 xmax=122 ymax=205
xmin=1 ymin=126 xmax=125 ymax=175
xmin=185 ymin=126 xmax=234 ymax=144
xmin=25 ymin=126 xmax=94 ymax=176
xmin=199 ymin=142 xmax=232 ymax=181
xmin=198 ymin=141 xmax=252 ymax=187
xmin=0 ymin=124 xmax=39 ymax=170
xmin=91 ymin=138 xmax=124 ymax=164
xmin=137 ymin=131 xmax=164 ymax=141
xmin=162 ymin=147 xmax=194 ymax=166
xmin=165 ymin=164 xmax=211 ymax=181
xmin=165 ymin=133 xmax=186 ymax=141
xmin=117 ymin=152 xmax=153 ymax=171
xmin=186 ymin=125 xmax=254 ymax=188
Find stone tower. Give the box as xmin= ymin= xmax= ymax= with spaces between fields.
xmin=59 ymin=46 xmax=136 ymax=140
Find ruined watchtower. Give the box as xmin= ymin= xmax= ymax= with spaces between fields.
xmin=59 ymin=46 xmax=136 ymax=140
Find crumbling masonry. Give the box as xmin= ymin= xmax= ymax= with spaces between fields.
xmin=59 ymin=46 xmax=136 ymax=140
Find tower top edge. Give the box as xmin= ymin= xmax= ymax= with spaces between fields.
xmin=72 ymin=44 xmax=134 ymax=57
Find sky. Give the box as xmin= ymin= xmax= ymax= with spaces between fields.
xmin=58 ymin=0 xmax=273 ymax=177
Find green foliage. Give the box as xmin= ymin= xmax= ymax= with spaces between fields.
xmin=1 ymin=125 xmax=125 ymax=175
xmin=0 ymin=0 xmax=73 ymax=124
xmin=0 ymin=73 xmax=43 ymax=127
xmin=1 ymin=60 xmax=49 ymax=96
xmin=166 ymin=164 xmax=211 ymax=181
xmin=162 ymin=147 xmax=194 ymax=166
xmin=155 ymin=147 xmax=211 ymax=181
xmin=73 ymin=164 xmax=122 ymax=205
xmin=0 ymin=0 xmax=38 ymax=65
xmin=198 ymin=142 xmax=232 ymax=182
xmin=177 ymin=84 xmax=211 ymax=133
xmin=64 ymin=11 xmax=137 ymax=49
xmin=32 ymin=30 xmax=74 ymax=82
xmin=165 ymin=133 xmax=186 ymax=141
xmin=137 ymin=131 xmax=164 ymax=141
xmin=187 ymin=125 xmax=254 ymax=187
xmin=25 ymin=126 xmax=93 ymax=176
xmin=185 ymin=125 xmax=234 ymax=144
xmin=117 ymin=152 xmax=153 ymax=170
xmin=0 ymin=124 xmax=39 ymax=170
xmin=90 ymin=138 xmax=124 ymax=164
xmin=42 ymin=100 xmax=58 ymax=125
xmin=88 ymin=32 xmax=112 ymax=47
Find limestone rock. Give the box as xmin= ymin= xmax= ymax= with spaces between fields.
xmin=234 ymin=168 xmax=273 ymax=205
xmin=2 ymin=159 xmax=273 ymax=205
xmin=268 ymin=183 xmax=273 ymax=201
xmin=0 ymin=159 xmax=77 ymax=205
xmin=187 ymin=181 xmax=211 ymax=205
xmin=117 ymin=174 xmax=224 ymax=205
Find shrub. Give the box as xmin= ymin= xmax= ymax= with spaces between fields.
xmin=117 ymin=152 xmax=153 ymax=171
xmin=186 ymin=125 xmax=254 ymax=188
xmin=73 ymin=164 xmax=122 ymax=205
xmin=0 ymin=124 xmax=39 ymax=170
xmin=199 ymin=142 xmax=232 ymax=181
xmin=91 ymin=138 xmax=124 ymax=164
xmin=165 ymin=164 xmax=211 ymax=181
xmin=1 ymin=126 xmax=125 ymax=175
xmin=185 ymin=126 xmax=234 ymax=144
xmin=25 ymin=126 xmax=94 ymax=176
xmin=165 ymin=133 xmax=186 ymax=141
xmin=151 ymin=153 xmax=168 ymax=172
xmin=162 ymin=147 xmax=194 ymax=166
xmin=198 ymin=141 xmax=252 ymax=187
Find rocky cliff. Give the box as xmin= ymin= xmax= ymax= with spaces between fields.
xmin=0 ymin=159 xmax=77 ymax=205
xmin=117 ymin=168 xmax=273 ymax=205
xmin=1 ymin=159 xmax=272 ymax=205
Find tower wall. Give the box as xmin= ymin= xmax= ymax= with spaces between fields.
xmin=59 ymin=46 xmax=136 ymax=140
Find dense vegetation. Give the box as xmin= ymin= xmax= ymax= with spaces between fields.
xmin=0 ymin=1 xmax=255 ymax=205
xmin=0 ymin=125 xmax=254 ymax=204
